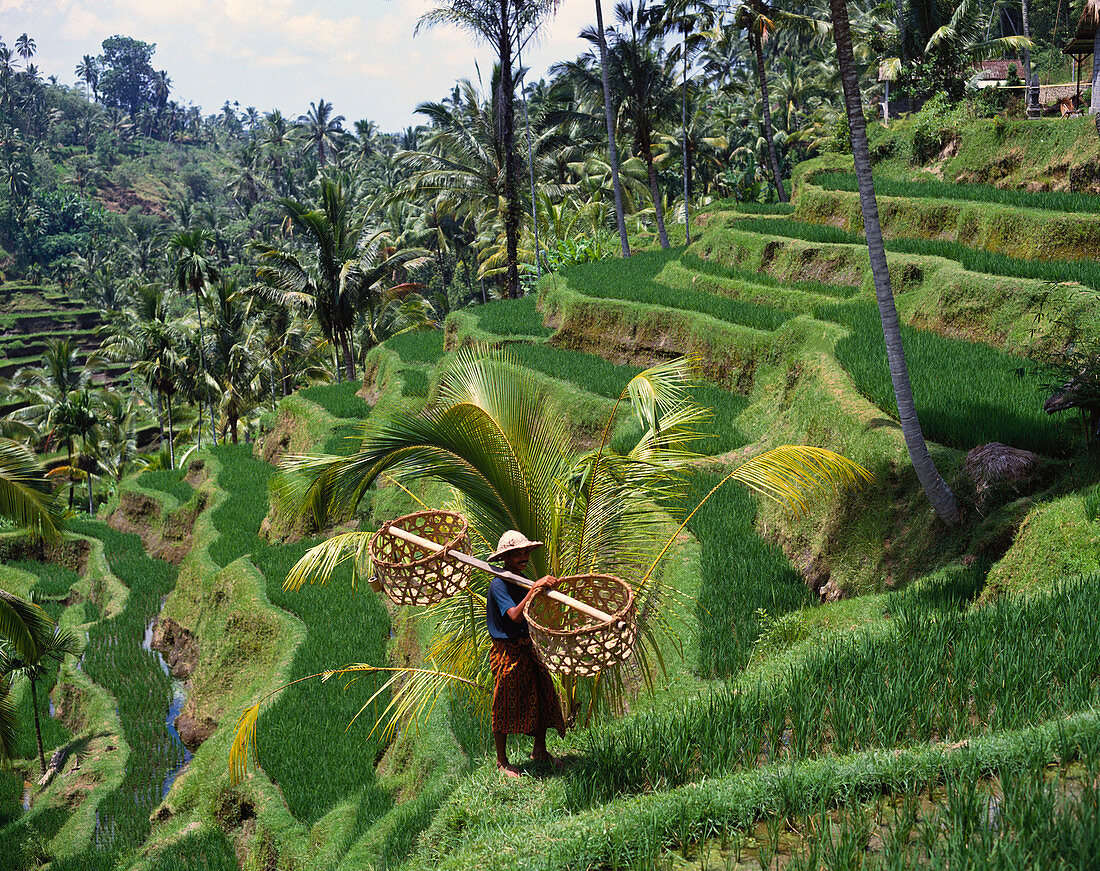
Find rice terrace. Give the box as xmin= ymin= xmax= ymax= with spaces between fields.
xmin=3 ymin=3 xmax=1100 ymax=869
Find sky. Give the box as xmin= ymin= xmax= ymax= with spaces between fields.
xmin=0 ymin=0 xmax=598 ymax=131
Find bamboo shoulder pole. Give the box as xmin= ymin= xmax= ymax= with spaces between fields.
xmin=384 ymin=524 xmax=615 ymax=624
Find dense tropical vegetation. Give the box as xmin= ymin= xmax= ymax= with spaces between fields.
xmin=2 ymin=1 xmax=1100 ymax=869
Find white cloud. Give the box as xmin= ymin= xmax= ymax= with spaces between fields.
xmin=1 ymin=0 xmax=596 ymax=129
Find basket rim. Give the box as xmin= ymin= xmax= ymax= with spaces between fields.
xmin=369 ymin=509 xmax=469 ymax=572
xmin=523 ymin=572 xmax=635 ymax=639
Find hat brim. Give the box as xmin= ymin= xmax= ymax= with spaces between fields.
xmin=487 ymin=540 xmax=544 ymax=562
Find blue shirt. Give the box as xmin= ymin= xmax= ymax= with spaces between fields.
xmin=486 ymin=577 xmax=529 ymax=640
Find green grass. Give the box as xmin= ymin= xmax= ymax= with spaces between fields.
xmin=705 ymin=201 xmax=796 ymax=215
xmin=733 ymin=216 xmax=1100 ymax=294
xmin=62 ymin=519 xmax=185 ymax=858
xmin=818 ymin=301 xmax=1073 ymax=455
xmin=561 ymin=248 xmax=793 ymax=332
xmin=207 ymin=444 xmax=391 ymax=827
xmin=474 ymin=295 xmax=553 ymax=337
xmin=385 ymin=329 xmax=444 ymax=364
xmin=679 ymin=249 xmax=860 ymax=299
xmin=42 ymin=827 xmax=238 ymax=871
xmin=563 ymin=572 xmax=1100 ymax=808
xmin=134 ymin=470 xmax=194 ymax=505
xmin=816 ymin=170 xmax=1100 ymax=214
xmin=675 ymin=470 xmax=812 ymax=679
xmin=506 ymin=344 xmax=748 ymax=456
xmin=299 ymin=381 xmax=373 ymax=420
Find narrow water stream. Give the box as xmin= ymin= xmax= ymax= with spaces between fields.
xmin=142 ymin=614 xmax=193 ymax=797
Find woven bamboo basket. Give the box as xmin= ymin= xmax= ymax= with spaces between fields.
xmin=524 ymin=573 xmax=637 ymax=676
xmin=368 ymin=511 xmax=473 ymax=606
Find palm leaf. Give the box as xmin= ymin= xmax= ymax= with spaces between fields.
xmin=0 ymin=589 xmax=54 ymax=664
xmin=0 ymin=438 xmax=62 ymax=541
xmin=0 ymin=677 xmax=15 ymax=767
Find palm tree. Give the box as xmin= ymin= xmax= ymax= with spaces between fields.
xmin=254 ymin=178 xmax=428 ymax=381
xmin=14 ymin=33 xmax=35 ymax=68
xmin=730 ymin=1 xmax=827 ymax=203
xmin=302 ymin=98 xmax=345 ymax=168
xmin=828 ymin=0 xmax=959 ymax=524
xmin=0 ymin=590 xmax=54 ymax=768
xmin=417 ymin=0 xmax=553 ymax=297
xmin=649 ymin=0 xmax=715 ymax=246
xmin=593 ymin=0 xmax=632 ymax=257
xmin=0 ymin=616 xmax=82 ymax=774
xmin=170 ymin=228 xmax=220 ymax=446
xmin=568 ymin=5 xmax=679 ymax=248
xmin=0 ymin=438 xmax=62 ymax=541
xmin=74 ymin=55 xmax=98 ymax=102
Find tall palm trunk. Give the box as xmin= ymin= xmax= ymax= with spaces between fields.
xmin=753 ymin=32 xmax=788 ymax=203
xmin=165 ymin=393 xmax=175 ymax=469
xmin=498 ymin=0 xmax=521 ymax=298
xmin=1092 ymin=23 xmax=1100 ymax=115
xmin=829 ymin=0 xmax=959 ymax=524
xmin=340 ymin=330 xmax=356 ymax=382
xmin=30 ymin=679 xmax=45 ymax=774
xmin=1021 ymin=0 xmax=1033 ymax=110
xmin=643 ymin=140 xmax=671 ymax=248
xmin=66 ymin=444 xmax=74 ymax=511
xmin=192 ymin=286 xmax=216 ymax=446
xmin=681 ymin=39 xmax=691 ymax=246
xmin=595 ymin=0 xmax=631 ymax=258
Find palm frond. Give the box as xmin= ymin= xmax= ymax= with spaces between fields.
xmin=0 ymin=677 xmax=15 ymax=767
xmin=0 ymin=438 xmax=63 ymax=541
xmin=0 ymin=589 xmax=53 ymax=663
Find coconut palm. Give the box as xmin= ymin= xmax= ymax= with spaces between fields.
xmin=417 ymin=0 xmax=554 ymax=297
xmin=730 ymin=0 xmax=828 ymax=203
xmin=170 ymin=228 xmax=220 ymax=446
xmin=828 ymin=0 xmax=959 ymax=524
xmin=0 ymin=616 xmax=83 ymax=773
xmin=228 ymin=350 xmax=870 ymax=778
xmin=648 ymin=0 xmax=716 ymax=245
xmin=593 ymin=0 xmax=632 ymax=257
xmin=0 ymin=590 xmax=55 ymax=768
xmin=302 ymin=98 xmax=345 ymax=168
xmin=254 ymin=178 xmax=429 ymax=381
xmin=0 ymin=438 xmax=62 ymax=541
xmin=74 ymin=54 xmax=98 ymax=102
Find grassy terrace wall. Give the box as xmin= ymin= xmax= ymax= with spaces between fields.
xmin=793 ymin=154 xmax=1100 ymax=263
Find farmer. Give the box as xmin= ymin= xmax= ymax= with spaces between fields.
xmin=486 ymin=530 xmax=567 ymax=776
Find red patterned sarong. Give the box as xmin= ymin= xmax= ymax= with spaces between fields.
xmin=490 ymin=638 xmax=566 ymax=737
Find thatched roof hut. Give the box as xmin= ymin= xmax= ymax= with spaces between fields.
xmin=1063 ymin=0 xmax=1100 ymax=113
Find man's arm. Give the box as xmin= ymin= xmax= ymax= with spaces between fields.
xmin=505 ymin=576 xmax=557 ymax=622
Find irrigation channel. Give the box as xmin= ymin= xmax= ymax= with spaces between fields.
xmin=66 ymin=520 xmax=190 ymax=855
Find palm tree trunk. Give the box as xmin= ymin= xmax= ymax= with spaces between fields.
xmin=340 ymin=330 xmax=356 ymax=382
xmin=193 ymin=287 xmax=216 ymax=446
xmin=595 ymin=0 xmax=631 ymax=258
xmin=498 ymin=0 xmax=521 ymax=299
xmin=87 ymin=469 xmax=93 ymax=514
xmin=1092 ymin=25 xmax=1100 ymax=115
xmin=165 ymin=394 xmax=175 ymax=469
xmin=644 ymin=143 xmax=671 ymax=249
xmin=1021 ymin=0 xmax=1034 ymax=111
xmin=66 ymin=445 xmax=74 ymax=511
xmin=753 ymin=33 xmax=788 ymax=203
xmin=30 ymin=679 xmax=45 ymax=774
xmin=682 ymin=36 xmax=691 ymax=246
xmin=829 ymin=0 xmax=960 ymax=525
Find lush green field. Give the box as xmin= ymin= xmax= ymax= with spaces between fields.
xmin=134 ymin=470 xmax=195 ymax=505
xmin=732 ymin=216 xmax=1100 ymax=294
xmin=679 ymin=248 xmax=860 ymax=299
xmin=816 ymin=170 xmax=1100 ymax=214
xmin=475 ymin=295 xmax=553 ymax=337
xmin=41 ymin=519 xmax=184 ymax=863
xmin=818 ymin=301 xmax=1071 ymax=454
xmin=565 ymin=572 xmax=1100 ymax=808
xmin=561 ymin=249 xmax=794 ymax=331
xmin=300 ymin=381 xmax=374 ymax=419
xmin=207 ymin=444 xmax=392 ymax=827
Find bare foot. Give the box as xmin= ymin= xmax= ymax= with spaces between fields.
xmin=531 ymin=751 xmax=564 ymax=770
xmin=497 ymin=763 xmax=522 ymax=778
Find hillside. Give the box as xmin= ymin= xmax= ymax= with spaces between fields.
xmin=3 ymin=119 xmax=1100 ymax=870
